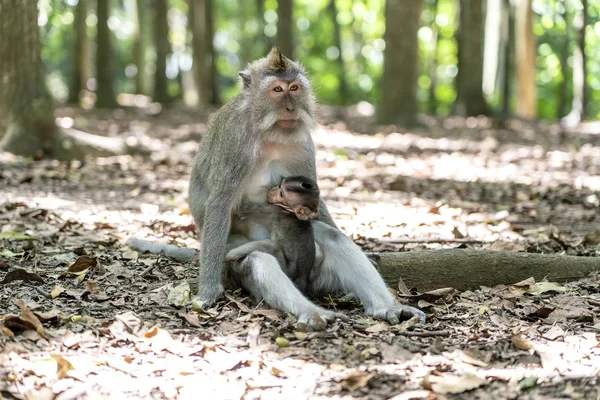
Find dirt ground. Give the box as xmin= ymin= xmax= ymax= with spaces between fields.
xmin=1 ymin=106 xmax=599 ymax=399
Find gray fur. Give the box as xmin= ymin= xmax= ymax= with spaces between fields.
xmin=188 ymin=48 xmax=424 ymax=324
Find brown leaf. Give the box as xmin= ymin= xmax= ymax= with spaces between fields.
xmin=50 ymin=285 xmax=66 ymax=299
xmin=0 ymin=268 xmax=44 ymax=284
xmin=423 ymin=373 xmax=486 ymax=394
xmin=225 ymin=294 xmax=281 ymax=321
xmin=51 ymin=355 xmax=74 ymax=379
xmin=177 ymin=311 xmax=201 ymax=327
xmin=18 ymin=300 xmax=47 ymax=339
xmin=85 ymin=280 xmax=109 ymax=301
xmin=511 ymin=334 xmax=533 ymax=350
xmin=60 ymin=255 xmax=97 ymax=278
xmin=340 ymin=371 xmax=376 ymax=391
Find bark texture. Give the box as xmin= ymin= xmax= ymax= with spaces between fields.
xmin=96 ymin=0 xmax=116 ymax=108
xmin=0 ymin=0 xmax=71 ymax=159
xmin=276 ymin=0 xmax=293 ymax=59
xmin=68 ymin=0 xmax=90 ymax=105
xmin=374 ymin=250 xmax=600 ymax=291
xmin=515 ymin=0 xmax=536 ymax=118
xmin=455 ymin=0 xmax=489 ymax=116
xmin=190 ymin=0 xmax=210 ymax=107
xmin=153 ymin=0 xmax=170 ymax=103
xmin=379 ymin=0 xmax=423 ymax=126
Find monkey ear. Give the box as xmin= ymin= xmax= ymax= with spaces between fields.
xmin=238 ymin=70 xmax=251 ymax=89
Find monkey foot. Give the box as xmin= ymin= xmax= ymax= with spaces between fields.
xmin=191 ymin=284 xmax=224 ymax=310
xmin=370 ymin=305 xmax=426 ymax=325
xmin=296 ymin=307 xmax=348 ymax=329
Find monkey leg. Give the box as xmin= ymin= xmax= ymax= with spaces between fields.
xmin=310 ymin=221 xmax=426 ymax=324
xmin=233 ymin=251 xmax=346 ymax=325
xmin=225 ymin=240 xmax=281 ymax=262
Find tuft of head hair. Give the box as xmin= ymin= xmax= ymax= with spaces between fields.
xmin=238 ymin=47 xmax=306 ymax=91
xmin=265 ymin=47 xmax=292 ymax=74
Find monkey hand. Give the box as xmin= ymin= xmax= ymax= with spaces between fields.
xmin=374 ymin=305 xmax=426 ymax=325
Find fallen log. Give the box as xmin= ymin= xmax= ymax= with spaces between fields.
xmin=371 ymin=249 xmax=600 ymax=291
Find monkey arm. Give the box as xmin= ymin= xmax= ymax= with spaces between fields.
xmin=196 ymin=199 xmax=233 ymax=305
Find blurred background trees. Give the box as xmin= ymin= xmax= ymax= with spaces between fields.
xmin=4 ymin=0 xmax=600 ymax=131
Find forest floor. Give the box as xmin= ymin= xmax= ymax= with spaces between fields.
xmin=1 ymin=105 xmax=599 ymax=400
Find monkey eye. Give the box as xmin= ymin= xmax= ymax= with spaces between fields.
xmin=273 ymin=86 xmax=284 ymax=92
xmin=289 ymin=84 xmax=299 ymax=91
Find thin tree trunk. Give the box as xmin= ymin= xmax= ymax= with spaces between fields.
xmin=276 ymin=0 xmax=293 ymax=58
xmin=153 ymin=0 xmax=170 ymax=103
xmin=134 ymin=0 xmax=151 ymax=96
xmin=562 ymin=0 xmax=588 ymax=125
xmin=96 ymin=0 xmax=116 ymax=108
xmin=428 ymin=0 xmax=439 ymax=115
xmin=68 ymin=0 xmax=89 ymax=105
xmin=379 ymin=0 xmax=422 ymax=126
xmin=190 ymin=0 xmax=210 ymax=107
xmin=500 ymin=0 xmax=513 ymax=118
xmin=557 ymin=0 xmax=569 ymax=119
xmin=239 ymin=0 xmax=253 ymax=66
xmin=256 ymin=0 xmax=271 ymax=53
xmin=483 ymin=0 xmax=501 ymax=102
xmin=0 ymin=0 xmax=74 ymax=159
xmin=515 ymin=0 xmax=536 ymax=119
xmin=455 ymin=0 xmax=489 ymax=116
xmin=206 ymin=0 xmax=220 ymax=105
xmin=329 ymin=0 xmax=348 ymax=103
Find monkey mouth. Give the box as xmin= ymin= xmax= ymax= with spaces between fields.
xmin=277 ymin=119 xmax=298 ymax=129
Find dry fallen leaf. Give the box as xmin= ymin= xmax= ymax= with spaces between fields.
xmin=50 ymin=285 xmax=66 ymax=299
xmin=18 ymin=300 xmax=48 ymax=339
xmin=512 ymin=334 xmax=533 ymax=350
xmin=340 ymin=371 xmax=376 ymax=391
xmin=365 ymin=322 xmax=389 ymax=333
xmin=51 ymin=355 xmax=74 ymax=379
xmin=60 ymin=255 xmax=97 ymax=281
xmin=423 ymin=373 xmax=487 ymax=394
xmin=0 ymin=268 xmax=44 ymax=284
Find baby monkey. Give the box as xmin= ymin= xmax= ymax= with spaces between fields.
xmin=225 ymin=176 xmax=321 ymax=294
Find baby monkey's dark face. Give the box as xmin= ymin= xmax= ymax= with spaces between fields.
xmin=267 ymin=176 xmax=320 ymax=221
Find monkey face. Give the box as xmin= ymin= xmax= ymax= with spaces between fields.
xmin=266 ymin=80 xmax=302 ymax=128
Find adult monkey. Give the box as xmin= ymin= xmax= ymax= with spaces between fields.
xmin=189 ymin=48 xmax=425 ymax=324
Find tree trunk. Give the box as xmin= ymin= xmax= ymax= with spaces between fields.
xmin=515 ymin=0 xmax=536 ymax=119
xmin=153 ymin=0 xmax=170 ymax=103
xmin=557 ymin=0 xmax=569 ymax=119
xmin=428 ymin=0 xmax=439 ymax=115
xmin=562 ymin=0 xmax=588 ymax=126
xmin=329 ymin=0 xmax=348 ymax=103
xmin=483 ymin=0 xmax=501 ymax=102
xmin=256 ymin=0 xmax=271 ymax=54
xmin=379 ymin=0 xmax=422 ymax=126
xmin=373 ymin=250 xmax=600 ymax=291
xmin=134 ymin=0 xmax=151 ymax=96
xmin=68 ymin=0 xmax=90 ymax=105
xmin=239 ymin=0 xmax=253 ymax=66
xmin=276 ymin=0 xmax=293 ymax=59
xmin=96 ymin=0 xmax=116 ymax=108
xmin=206 ymin=0 xmax=220 ymax=105
xmin=190 ymin=0 xmax=210 ymax=107
xmin=0 ymin=0 xmax=64 ymax=158
xmin=455 ymin=0 xmax=489 ymax=116
xmin=500 ymin=0 xmax=513 ymax=119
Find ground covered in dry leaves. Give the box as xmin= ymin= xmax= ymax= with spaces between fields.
xmin=1 ymin=107 xmax=599 ymax=399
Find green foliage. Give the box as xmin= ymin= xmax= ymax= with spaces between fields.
xmin=39 ymin=0 xmax=600 ymax=120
